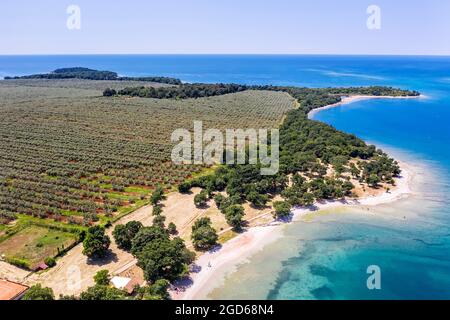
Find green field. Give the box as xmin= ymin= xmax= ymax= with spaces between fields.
xmin=0 ymin=224 xmax=77 ymax=269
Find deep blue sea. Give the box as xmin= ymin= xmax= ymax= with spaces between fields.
xmin=1 ymin=55 xmax=449 ymax=299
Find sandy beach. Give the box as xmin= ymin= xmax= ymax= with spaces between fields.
xmin=171 ymin=95 xmax=419 ymax=300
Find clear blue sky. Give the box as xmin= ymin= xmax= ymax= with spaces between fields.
xmin=1 ymin=0 xmax=449 ymax=55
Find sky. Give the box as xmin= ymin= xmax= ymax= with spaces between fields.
xmin=1 ymin=0 xmax=449 ymax=55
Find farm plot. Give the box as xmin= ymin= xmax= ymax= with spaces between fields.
xmin=0 ymin=225 xmax=77 ymax=269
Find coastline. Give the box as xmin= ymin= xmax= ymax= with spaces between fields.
xmin=170 ymin=94 xmax=420 ymax=300
xmin=171 ymin=157 xmax=415 ymax=300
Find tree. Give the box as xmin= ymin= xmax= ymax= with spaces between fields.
xmin=44 ymin=257 xmax=56 ymax=267
xmin=214 ymin=194 xmax=226 ymax=209
xmin=367 ymin=174 xmax=380 ymax=188
xmin=103 ymin=88 xmax=117 ymax=97
xmin=80 ymin=284 xmax=126 ymax=300
xmin=82 ymin=225 xmax=111 ymax=258
xmin=194 ymin=190 xmax=208 ymax=208
xmin=22 ymin=284 xmax=54 ymax=300
xmin=167 ymin=222 xmax=178 ymax=235
xmin=191 ymin=217 xmax=218 ymax=250
xmin=113 ymin=221 xmax=143 ymax=251
xmin=152 ymin=205 xmax=163 ymax=216
xmin=301 ymin=193 xmax=315 ymax=206
xmin=224 ymin=205 xmax=245 ymax=229
xmin=94 ymin=269 xmax=110 ymax=286
xmin=142 ymin=279 xmax=171 ymax=300
xmin=273 ymin=201 xmax=292 ymax=219
xmin=178 ymin=181 xmax=192 ymax=194
xmin=135 ymin=237 xmax=195 ymax=282
xmin=131 ymin=225 xmax=168 ymax=256
xmin=246 ymin=191 xmax=268 ymax=207
xmin=151 ymin=186 xmax=165 ymax=205
xmin=153 ymin=214 xmax=166 ymax=228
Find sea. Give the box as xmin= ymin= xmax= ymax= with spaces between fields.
xmin=1 ymin=54 xmax=449 ymax=299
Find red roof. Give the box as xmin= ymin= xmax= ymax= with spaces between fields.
xmin=0 ymin=279 xmax=29 ymax=300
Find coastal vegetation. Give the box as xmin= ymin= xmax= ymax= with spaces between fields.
xmin=114 ymin=83 xmax=247 ymax=99
xmin=114 ymin=82 xmax=419 ymax=100
xmin=177 ymin=85 xmax=416 ymax=223
xmin=131 ymin=225 xmax=194 ymax=282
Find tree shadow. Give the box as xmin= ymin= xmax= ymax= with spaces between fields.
xmin=208 ymin=244 xmax=223 ymax=253
xmin=275 ymin=214 xmax=293 ymax=223
xmin=171 ymin=277 xmax=194 ymax=293
xmin=86 ymin=250 xmax=118 ymax=266
xmin=195 ymin=203 xmax=210 ymax=209
xmin=249 ymin=203 xmax=271 ymax=210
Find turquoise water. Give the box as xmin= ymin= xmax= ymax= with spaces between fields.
xmin=1 ymin=55 xmax=449 ymax=299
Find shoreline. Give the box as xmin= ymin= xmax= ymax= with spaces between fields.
xmin=307 ymin=94 xmax=424 ymax=119
xmin=171 ymin=159 xmax=415 ymax=300
xmin=170 ymin=94 xmax=420 ymax=300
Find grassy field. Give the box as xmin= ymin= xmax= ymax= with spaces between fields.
xmin=0 ymin=224 xmax=77 ymax=269
xmin=0 ymin=79 xmax=295 ymax=265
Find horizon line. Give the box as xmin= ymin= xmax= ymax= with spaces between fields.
xmin=1 ymin=53 xmax=450 ymax=58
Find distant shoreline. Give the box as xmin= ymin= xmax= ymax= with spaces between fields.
xmin=307 ymin=94 xmax=424 ymax=119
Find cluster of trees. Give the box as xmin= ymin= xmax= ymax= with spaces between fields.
xmin=112 ymin=221 xmax=143 ymax=251
xmin=173 ymin=86 xmax=414 ymax=222
xmin=113 ymin=217 xmax=194 ymax=283
xmin=6 ymin=67 xmax=182 ymax=85
xmin=118 ymin=76 xmax=181 ymax=85
xmin=111 ymin=82 xmax=418 ymax=103
xmin=114 ymin=83 xmax=248 ymax=99
xmin=131 ymin=225 xmax=194 ymax=282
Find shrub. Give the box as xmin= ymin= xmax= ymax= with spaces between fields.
xmin=103 ymin=88 xmax=117 ymax=97
xmin=167 ymin=222 xmax=178 ymax=235
xmin=94 ymin=269 xmax=110 ymax=286
xmin=178 ymin=181 xmax=192 ymax=194
xmin=194 ymin=190 xmax=208 ymax=208
xmin=44 ymin=257 xmax=56 ymax=268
